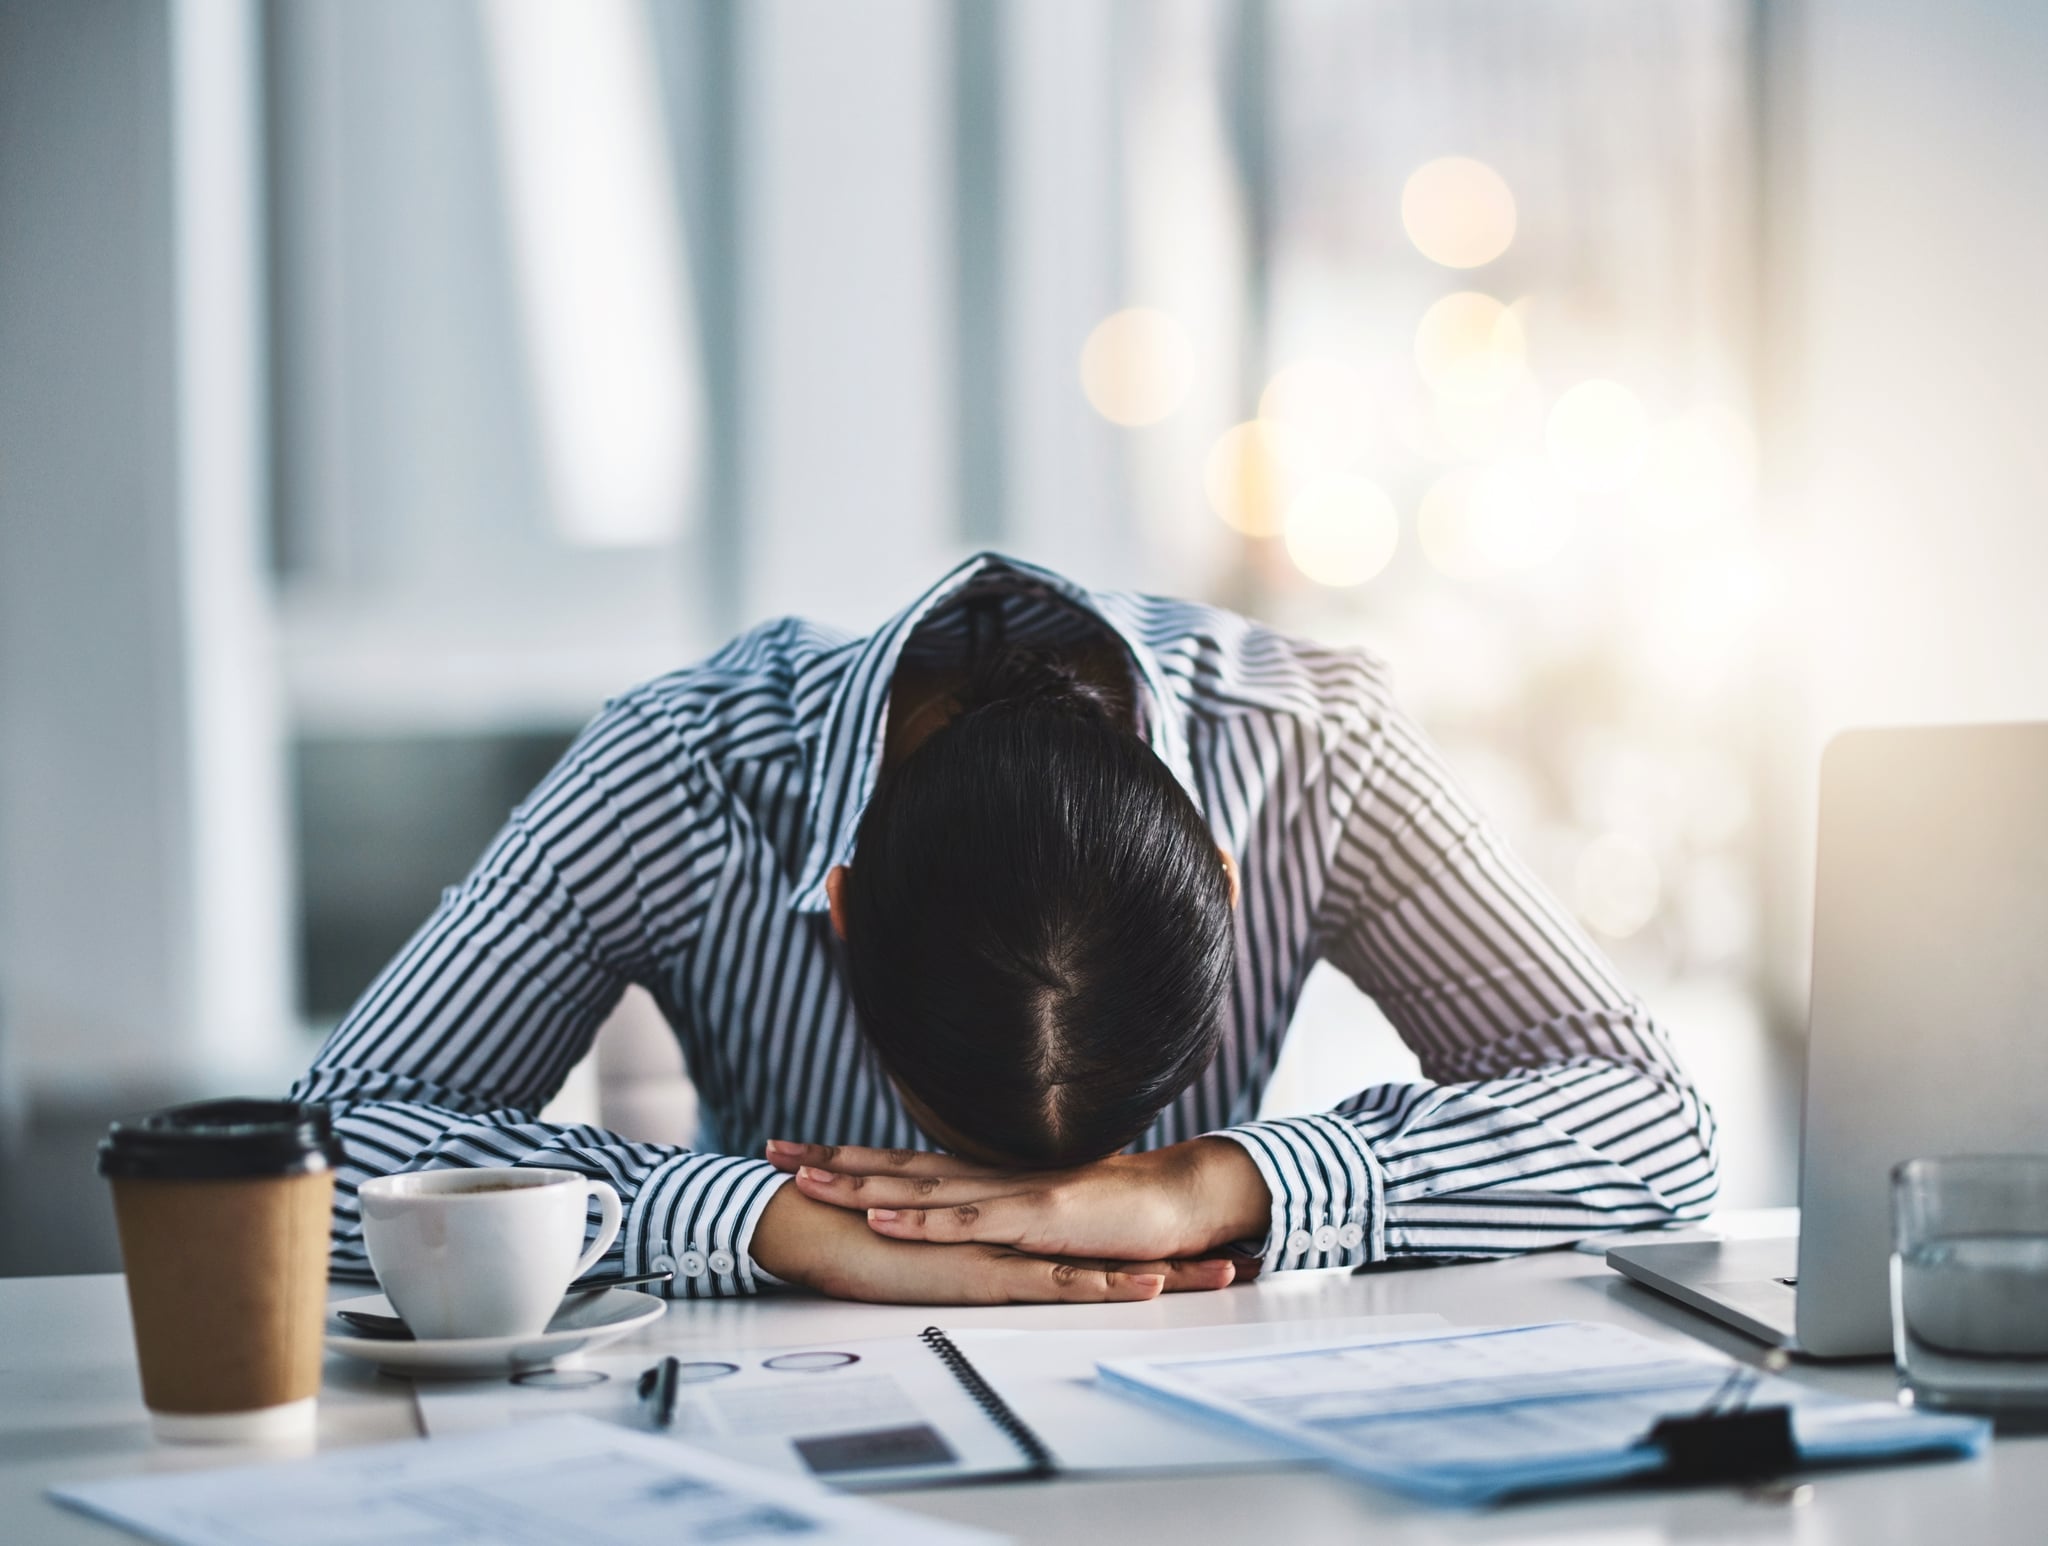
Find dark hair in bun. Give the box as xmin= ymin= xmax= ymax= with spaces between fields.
xmin=953 ymin=647 xmax=1121 ymax=723
xmin=841 ymin=647 xmax=1233 ymax=1166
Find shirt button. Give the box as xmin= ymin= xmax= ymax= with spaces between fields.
xmin=1286 ymin=1229 xmax=1313 ymax=1256
xmin=707 ymin=1249 xmax=736 ymax=1276
xmin=1338 ymin=1222 xmax=1364 ymax=1249
xmin=678 ymin=1250 xmax=708 ymax=1278
xmin=1313 ymin=1224 xmax=1338 ymax=1252
xmin=651 ymin=1253 xmax=678 ymax=1275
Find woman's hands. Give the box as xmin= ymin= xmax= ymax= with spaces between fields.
xmin=762 ymin=1136 xmax=1272 ymax=1269
xmin=747 ymin=1183 xmax=1239 ymax=1305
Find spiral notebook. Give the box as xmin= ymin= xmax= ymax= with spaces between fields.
xmin=410 ymin=1313 xmax=1445 ymax=1489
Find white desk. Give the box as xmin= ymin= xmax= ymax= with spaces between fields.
xmin=4 ymin=1222 xmax=2043 ymax=1545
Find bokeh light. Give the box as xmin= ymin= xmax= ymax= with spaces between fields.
xmin=1545 ymin=378 xmax=1650 ymax=490
xmin=1685 ymin=751 xmax=1753 ymax=846
xmin=1415 ymin=292 xmax=1526 ymax=404
xmin=1417 ymin=460 xmax=1576 ymax=578
xmin=1079 ymin=307 xmax=1194 ymax=426
xmin=1392 ymin=402 xmax=1457 ymax=466
xmin=1401 ymin=156 xmax=1517 ymax=269
xmin=1644 ymin=546 xmax=1776 ymax=693
xmin=1432 ymin=378 xmax=1543 ymax=461
xmin=1416 ymin=468 xmax=1491 ymax=579
xmin=1258 ymin=359 xmax=1374 ymax=478
xmin=1679 ymin=854 xmax=1756 ymax=966
xmin=1639 ymin=403 xmax=1758 ymax=530
xmin=1203 ymin=420 xmax=1307 ymax=537
xmin=1573 ymin=832 xmax=1661 ymax=939
xmin=1283 ymin=477 xmax=1400 ymax=588
xmin=1506 ymin=295 xmax=1541 ymax=364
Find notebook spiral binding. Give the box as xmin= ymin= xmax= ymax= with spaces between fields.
xmin=920 ymin=1327 xmax=1057 ymax=1479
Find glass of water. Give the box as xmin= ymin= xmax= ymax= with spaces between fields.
xmin=1891 ymin=1155 xmax=2048 ymax=1420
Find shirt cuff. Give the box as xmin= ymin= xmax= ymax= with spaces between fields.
xmin=1208 ymin=1114 xmax=1384 ymax=1272
xmin=625 ymin=1154 xmax=791 ymax=1298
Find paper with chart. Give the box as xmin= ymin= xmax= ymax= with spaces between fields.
xmin=946 ymin=1314 xmax=1444 ymax=1472
xmin=50 ymin=1415 xmax=1002 ymax=1546
xmin=418 ymin=1329 xmax=1039 ymax=1487
xmin=1096 ymin=1320 xmax=1992 ymax=1504
xmin=411 ymin=1313 xmax=1446 ymax=1482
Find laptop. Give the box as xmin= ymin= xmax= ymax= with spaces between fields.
xmin=1606 ymin=722 xmax=2048 ymax=1357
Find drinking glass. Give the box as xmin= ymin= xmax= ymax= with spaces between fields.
xmin=1891 ymin=1155 xmax=2048 ymax=1420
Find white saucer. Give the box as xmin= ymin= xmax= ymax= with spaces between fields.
xmin=324 ymin=1288 xmax=666 ymax=1379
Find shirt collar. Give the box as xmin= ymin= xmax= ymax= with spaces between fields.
xmin=788 ymin=551 xmax=1195 ymax=913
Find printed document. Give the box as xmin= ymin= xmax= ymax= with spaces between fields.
xmin=1097 ymin=1320 xmax=1991 ymax=1504
xmin=411 ymin=1313 xmax=1444 ymax=1485
xmin=51 ymin=1414 xmax=1001 ymax=1546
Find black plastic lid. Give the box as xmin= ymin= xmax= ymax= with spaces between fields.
xmin=98 ymin=1099 xmax=345 ymax=1181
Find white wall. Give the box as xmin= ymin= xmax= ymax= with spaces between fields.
xmin=1778 ymin=0 xmax=2048 ymax=728
xmin=734 ymin=0 xmax=1144 ymax=633
xmin=0 ymin=2 xmax=183 ymax=1103
xmin=739 ymin=0 xmax=962 ymax=633
xmin=998 ymin=0 xmax=1133 ymax=589
xmin=0 ymin=0 xmax=291 ymax=1105
xmin=1761 ymin=0 xmax=2048 ymax=1009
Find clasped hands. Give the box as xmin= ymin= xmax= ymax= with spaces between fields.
xmin=747 ymin=1136 xmax=1272 ymax=1306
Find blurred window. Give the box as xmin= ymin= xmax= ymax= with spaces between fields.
xmin=261 ymin=1 xmax=1787 ymax=1202
xmin=264 ymin=0 xmax=711 ymax=743
xmin=264 ymin=0 xmax=719 ymax=1022
xmin=1112 ymin=3 xmax=1783 ymax=1179
xmin=1247 ymin=0 xmax=1764 ymax=1006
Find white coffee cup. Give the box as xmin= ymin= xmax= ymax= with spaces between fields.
xmin=357 ymin=1168 xmax=622 ymax=1341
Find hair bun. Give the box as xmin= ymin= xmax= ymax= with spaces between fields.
xmin=957 ymin=648 xmax=1117 ymax=723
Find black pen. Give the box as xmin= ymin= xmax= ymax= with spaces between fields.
xmin=638 ymin=1355 xmax=682 ymax=1429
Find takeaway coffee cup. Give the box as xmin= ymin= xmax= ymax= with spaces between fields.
xmin=357 ymin=1168 xmax=622 ymax=1341
xmin=98 ymin=1099 xmax=343 ymax=1444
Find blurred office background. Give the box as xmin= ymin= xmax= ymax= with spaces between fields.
xmin=5 ymin=0 xmax=2046 ymax=1274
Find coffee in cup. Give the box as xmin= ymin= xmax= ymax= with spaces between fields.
xmin=98 ymin=1099 xmax=343 ymax=1444
xmin=357 ymin=1168 xmax=622 ymax=1340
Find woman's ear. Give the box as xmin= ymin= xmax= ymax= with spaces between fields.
xmin=826 ymin=864 xmax=853 ymax=940
xmin=1219 ymin=848 xmax=1240 ymax=909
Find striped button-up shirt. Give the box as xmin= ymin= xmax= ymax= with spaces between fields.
xmin=293 ymin=552 xmax=1718 ymax=1296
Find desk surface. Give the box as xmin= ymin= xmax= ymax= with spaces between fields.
xmin=4 ymin=1217 xmax=2043 ymax=1545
